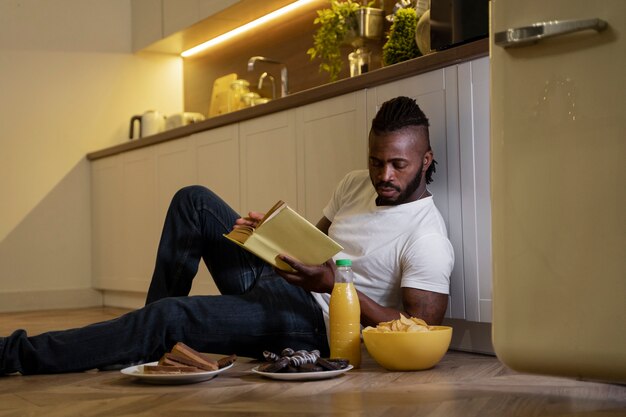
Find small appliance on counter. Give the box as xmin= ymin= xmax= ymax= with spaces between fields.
xmin=209 ymin=73 xmax=238 ymax=117
xmin=129 ymin=110 xmax=166 ymax=139
xmin=165 ymin=112 xmax=205 ymax=130
xmin=429 ymin=0 xmax=489 ymax=51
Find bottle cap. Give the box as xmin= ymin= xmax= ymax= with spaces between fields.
xmin=335 ymin=259 xmax=352 ymax=266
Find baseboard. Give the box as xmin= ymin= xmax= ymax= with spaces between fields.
xmin=0 ymin=288 xmax=103 ymax=313
xmin=102 ymin=290 xmax=146 ymax=310
xmin=443 ymin=318 xmax=495 ymax=355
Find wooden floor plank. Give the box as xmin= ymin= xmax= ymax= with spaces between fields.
xmin=1 ymin=307 xmax=625 ymax=416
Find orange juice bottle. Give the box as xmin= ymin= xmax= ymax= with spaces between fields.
xmin=329 ymin=259 xmax=361 ymax=368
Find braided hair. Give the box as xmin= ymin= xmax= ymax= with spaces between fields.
xmin=371 ymin=96 xmax=437 ymax=184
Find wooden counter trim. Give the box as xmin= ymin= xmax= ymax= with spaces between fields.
xmin=87 ymin=39 xmax=488 ymax=161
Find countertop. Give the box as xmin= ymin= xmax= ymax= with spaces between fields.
xmin=87 ymin=39 xmax=488 ymax=161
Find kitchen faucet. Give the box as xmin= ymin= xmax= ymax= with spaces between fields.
xmin=258 ymin=72 xmax=276 ymax=100
xmin=247 ymin=56 xmax=288 ymax=97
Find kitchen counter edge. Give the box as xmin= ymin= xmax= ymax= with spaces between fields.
xmin=87 ymin=39 xmax=488 ymax=161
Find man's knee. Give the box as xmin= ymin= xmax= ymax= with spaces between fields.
xmin=170 ymin=185 xmax=212 ymax=208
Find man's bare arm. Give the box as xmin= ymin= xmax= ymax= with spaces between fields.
xmin=316 ymin=216 xmax=331 ymax=235
xmin=357 ymin=287 xmax=448 ymax=326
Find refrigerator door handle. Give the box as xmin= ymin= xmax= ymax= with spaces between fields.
xmin=494 ymin=18 xmax=608 ymax=48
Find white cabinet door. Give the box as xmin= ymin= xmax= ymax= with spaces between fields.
xmin=133 ymin=0 xmax=241 ymax=50
xmin=154 ymin=136 xmax=197 ymax=224
xmin=120 ymin=147 xmax=159 ymax=292
xmin=366 ymin=61 xmax=492 ymax=324
xmin=163 ymin=0 xmax=200 ymax=37
xmin=191 ymin=124 xmax=240 ymax=297
xmin=91 ymin=155 xmax=124 ymax=290
xmin=92 ymin=146 xmax=159 ymax=293
xmin=296 ymin=91 xmax=368 ymax=222
xmin=131 ymin=0 xmax=163 ymax=52
xmin=163 ymin=0 xmax=240 ymax=36
xmin=194 ymin=124 xmax=241 ymax=214
xmin=366 ymin=70 xmax=467 ymax=320
xmin=458 ymin=57 xmax=492 ymax=323
xmin=239 ymin=109 xmax=298 ymax=214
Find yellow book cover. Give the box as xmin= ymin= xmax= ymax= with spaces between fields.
xmin=224 ymin=201 xmax=343 ymax=272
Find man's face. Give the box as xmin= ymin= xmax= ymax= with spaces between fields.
xmin=368 ymin=127 xmax=432 ymax=206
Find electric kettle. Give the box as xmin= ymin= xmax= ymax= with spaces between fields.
xmin=129 ymin=110 xmax=166 ymax=139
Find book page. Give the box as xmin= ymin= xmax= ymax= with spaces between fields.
xmin=223 ymin=201 xmax=342 ymax=271
xmin=252 ymin=204 xmax=342 ymax=270
xmin=257 ymin=200 xmax=286 ymax=227
xmin=224 ymin=225 xmax=255 ymax=244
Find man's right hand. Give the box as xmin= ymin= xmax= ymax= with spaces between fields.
xmin=233 ymin=211 xmax=265 ymax=229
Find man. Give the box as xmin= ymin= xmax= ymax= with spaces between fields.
xmin=0 ymin=96 xmax=453 ymax=375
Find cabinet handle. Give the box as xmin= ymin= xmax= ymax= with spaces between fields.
xmin=494 ymin=18 xmax=608 ymax=48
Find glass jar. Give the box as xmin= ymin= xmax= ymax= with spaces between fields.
xmin=228 ymin=79 xmax=250 ymax=112
xmin=348 ymin=48 xmax=371 ymax=77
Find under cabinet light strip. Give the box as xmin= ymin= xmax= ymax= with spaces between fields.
xmin=181 ymin=0 xmax=316 ymax=58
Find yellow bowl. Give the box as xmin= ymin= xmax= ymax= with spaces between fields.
xmin=362 ymin=325 xmax=453 ymax=371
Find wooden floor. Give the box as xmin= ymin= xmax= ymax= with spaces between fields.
xmin=1 ymin=307 xmax=625 ymax=417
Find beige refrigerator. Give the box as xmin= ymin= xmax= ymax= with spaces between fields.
xmin=490 ymin=0 xmax=626 ymax=382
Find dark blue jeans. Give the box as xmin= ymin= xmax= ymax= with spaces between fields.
xmin=0 ymin=186 xmax=328 ymax=375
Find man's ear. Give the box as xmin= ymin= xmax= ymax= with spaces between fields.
xmin=422 ymin=149 xmax=434 ymax=171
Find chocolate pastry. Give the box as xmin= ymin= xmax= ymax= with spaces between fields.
xmin=327 ymin=358 xmax=350 ymax=369
xmin=284 ymin=365 xmax=300 ymax=373
xmin=288 ymin=350 xmax=320 ymax=367
xmin=298 ymin=363 xmax=324 ymax=372
xmin=263 ymin=350 xmax=280 ymax=362
xmin=281 ymin=348 xmax=295 ymax=357
xmin=257 ymin=357 xmax=289 ymax=373
xmin=316 ymin=357 xmax=342 ymax=371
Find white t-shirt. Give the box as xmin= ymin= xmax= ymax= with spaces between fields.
xmin=311 ymin=170 xmax=454 ymax=328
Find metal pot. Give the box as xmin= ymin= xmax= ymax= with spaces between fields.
xmin=356 ymin=7 xmax=384 ymax=40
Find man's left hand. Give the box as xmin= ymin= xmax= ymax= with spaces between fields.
xmin=274 ymin=256 xmax=335 ymax=294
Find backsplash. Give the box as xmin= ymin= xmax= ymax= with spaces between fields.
xmin=182 ymin=5 xmax=387 ymax=116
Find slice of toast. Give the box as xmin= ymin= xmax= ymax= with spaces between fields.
xmin=143 ymin=364 xmax=200 ymax=374
xmin=170 ymin=342 xmax=219 ymax=371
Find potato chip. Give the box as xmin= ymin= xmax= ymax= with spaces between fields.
xmin=363 ymin=314 xmax=431 ymax=333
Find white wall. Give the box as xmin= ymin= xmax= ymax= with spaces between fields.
xmin=0 ymin=0 xmax=183 ymax=311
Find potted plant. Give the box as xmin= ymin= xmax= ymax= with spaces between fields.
xmin=382 ymin=7 xmax=422 ymax=66
xmin=307 ymin=1 xmax=383 ymax=81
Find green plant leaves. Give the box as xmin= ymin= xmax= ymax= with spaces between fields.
xmin=382 ymin=8 xmax=421 ymax=66
xmin=307 ymin=0 xmax=360 ymax=81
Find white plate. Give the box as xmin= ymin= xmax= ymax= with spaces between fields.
xmin=120 ymin=361 xmax=234 ymax=385
xmin=251 ymin=364 xmax=353 ymax=381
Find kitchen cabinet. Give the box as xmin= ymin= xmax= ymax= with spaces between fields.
xmin=296 ymin=91 xmax=368 ymax=222
xmin=189 ymin=126 xmax=240 ymax=297
xmin=91 ymin=154 xmax=124 ymax=291
xmin=131 ymin=0 xmax=164 ymax=52
xmin=194 ymin=124 xmax=241 ymax=213
xmin=162 ymin=0 xmax=239 ymax=38
xmin=131 ymin=0 xmax=239 ymax=52
xmin=91 ymin=128 xmax=237 ymax=297
xmin=366 ymin=68 xmax=466 ymax=320
xmin=91 ymin=146 xmax=159 ymax=293
xmin=457 ymin=57 xmax=492 ymax=323
xmin=239 ymin=109 xmax=298 ymax=214
xmin=365 ymin=57 xmax=492 ymax=324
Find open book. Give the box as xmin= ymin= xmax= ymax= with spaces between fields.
xmin=224 ymin=200 xmax=343 ymax=272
